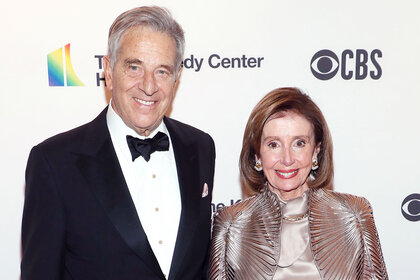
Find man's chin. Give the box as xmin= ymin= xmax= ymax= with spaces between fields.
xmin=132 ymin=120 xmax=162 ymax=136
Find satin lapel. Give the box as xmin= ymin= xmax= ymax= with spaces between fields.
xmin=164 ymin=118 xmax=201 ymax=280
xmin=75 ymin=109 xmax=164 ymax=277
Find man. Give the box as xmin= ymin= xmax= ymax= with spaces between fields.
xmin=21 ymin=6 xmax=215 ymax=280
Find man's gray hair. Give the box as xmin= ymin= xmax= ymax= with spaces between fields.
xmin=108 ymin=6 xmax=185 ymax=72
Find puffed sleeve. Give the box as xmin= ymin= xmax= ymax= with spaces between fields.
xmin=359 ymin=198 xmax=389 ymax=279
xmin=208 ymin=192 xmax=281 ymax=280
xmin=208 ymin=208 xmax=230 ymax=280
xmin=309 ymin=190 xmax=389 ymax=280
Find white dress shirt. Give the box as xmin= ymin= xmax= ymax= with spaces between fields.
xmin=106 ymin=102 xmax=181 ymax=278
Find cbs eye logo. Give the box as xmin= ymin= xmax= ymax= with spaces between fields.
xmin=310 ymin=49 xmax=382 ymax=80
xmin=401 ymin=193 xmax=420 ymax=222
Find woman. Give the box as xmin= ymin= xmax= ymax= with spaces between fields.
xmin=209 ymin=88 xmax=388 ymax=280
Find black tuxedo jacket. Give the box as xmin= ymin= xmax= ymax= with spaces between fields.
xmin=21 ymin=108 xmax=216 ymax=280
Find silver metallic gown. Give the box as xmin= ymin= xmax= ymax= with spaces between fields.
xmin=208 ymin=187 xmax=388 ymax=280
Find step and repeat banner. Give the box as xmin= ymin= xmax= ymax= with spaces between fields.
xmin=1 ymin=0 xmax=419 ymax=279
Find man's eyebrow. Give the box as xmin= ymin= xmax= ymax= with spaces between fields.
xmin=123 ymin=59 xmax=174 ymax=72
xmin=159 ymin=64 xmax=175 ymax=72
xmin=124 ymin=58 xmax=143 ymax=65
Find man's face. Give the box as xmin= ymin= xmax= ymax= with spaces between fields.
xmin=104 ymin=26 xmax=180 ymax=136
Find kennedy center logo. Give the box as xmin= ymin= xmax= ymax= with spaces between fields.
xmin=47 ymin=43 xmax=85 ymax=86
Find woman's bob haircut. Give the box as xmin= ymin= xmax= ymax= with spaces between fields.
xmin=240 ymin=87 xmax=333 ymax=195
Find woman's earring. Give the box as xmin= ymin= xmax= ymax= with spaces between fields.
xmin=254 ymin=160 xmax=263 ymax=171
xmin=311 ymin=158 xmax=319 ymax=170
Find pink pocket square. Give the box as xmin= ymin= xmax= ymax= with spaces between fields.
xmin=202 ymin=183 xmax=209 ymax=198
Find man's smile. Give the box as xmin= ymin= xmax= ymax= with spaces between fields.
xmin=134 ymin=97 xmax=156 ymax=106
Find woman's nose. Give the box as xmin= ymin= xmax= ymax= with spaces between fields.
xmin=280 ymin=148 xmax=294 ymax=166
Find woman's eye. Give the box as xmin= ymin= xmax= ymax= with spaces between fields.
xmin=296 ymin=140 xmax=306 ymax=147
xmin=268 ymin=142 xmax=278 ymax=148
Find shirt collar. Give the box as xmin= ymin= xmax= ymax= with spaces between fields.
xmin=106 ymin=99 xmax=170 ymax=163
xmin=106 ymin=99 xmax=168 ymax=139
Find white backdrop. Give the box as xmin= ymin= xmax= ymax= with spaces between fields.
xmin=1 ymin=0 xmax=419 ymax=279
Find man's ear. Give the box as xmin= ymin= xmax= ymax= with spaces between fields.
xmin=174 ymin=66 xmax=182 ymax=83
xmin=103 ymin=55 xmax=113 ymax=90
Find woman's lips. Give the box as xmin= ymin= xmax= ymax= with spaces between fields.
xmin=275 ymin=169 xmax=298 ymax=179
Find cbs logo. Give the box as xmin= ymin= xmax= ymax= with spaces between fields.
xmin=401 ymin=193 xmax=420 ymax=222
xmin=310 ymin=49 xmax=382 ymax=80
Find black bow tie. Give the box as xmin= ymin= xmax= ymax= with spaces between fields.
xmin=126 ymin=132 xmax=170 ymax=162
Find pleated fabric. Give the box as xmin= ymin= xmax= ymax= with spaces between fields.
xmin=209 ymin=187 xmax=282 ymax=280
xmin=309 ymin=189 xmax=389 ymax=280
xmin=208 ymin=187 xmax=388 ymax=280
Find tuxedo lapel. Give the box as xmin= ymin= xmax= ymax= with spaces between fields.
xmin=164 ymin=118 xmax=202 ymax=280
xmin=75 ymin=109 xmax=164 ymax=278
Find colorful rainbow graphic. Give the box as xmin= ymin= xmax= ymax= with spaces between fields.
xmin=47 ymin=48 xmax=64 ymax=86
xmin=47 ymin=43 xmax=85 ymax=86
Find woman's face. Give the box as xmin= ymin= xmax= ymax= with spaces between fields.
xmin=256 ymin=111 xmax=320 ymax=200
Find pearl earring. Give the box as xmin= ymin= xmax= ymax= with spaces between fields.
xmin=254 ymin=160 xmax=263 ymax=171
xmin=311 ymin=158 xmax=319 ymax=170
